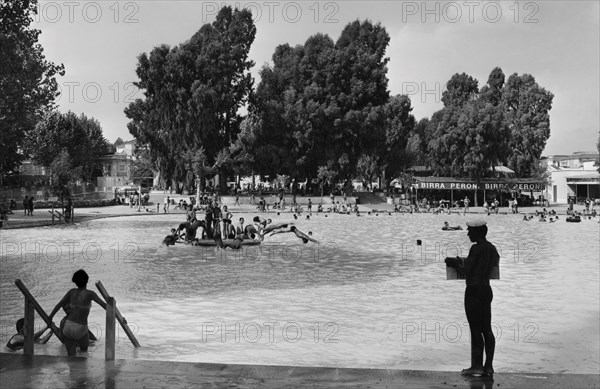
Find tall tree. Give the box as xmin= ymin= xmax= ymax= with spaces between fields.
xmin=330 ymin=20 xmax=390 ymax=178
xmin=428 ymin=73 xmax=479 ymax=175
xmin=254 ymin=19 xmax=391 ymax=184
xmin=427 ymin=105 xmax=465 ymax=176
xmin=125 ymin=6 xmax=256 ymax=192
xmin=503 ymin=73 xmax=554 ymax=177
xmin=406 ymin=117 xmax=431 ymax=166
xmin=459 ymin=99 xmax=509 ymax=181
xmin=428 ymin=69 xmax=509 ymax=180
xmin=227 ymin=115 xmax=259 ymax=179
xmin=379 ymin=94 xmax=416 ymax=186
xmin=0 ymin=0 xmax=64 ymax=178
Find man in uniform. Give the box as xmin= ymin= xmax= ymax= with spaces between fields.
xmin=445 ymin=219 xmax=499 ymax=377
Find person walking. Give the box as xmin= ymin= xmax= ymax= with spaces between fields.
xmin=28 ymin=196 xmax=34 ymax=216
xmin=23 ymin=196 xmax=28 ymax=216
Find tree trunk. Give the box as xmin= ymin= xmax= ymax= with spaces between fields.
xmin=196 ymin=179 xmax=201 ymax=206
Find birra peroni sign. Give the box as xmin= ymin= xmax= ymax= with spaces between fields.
xmin=416 ymin=182 xmax=543 ymax=191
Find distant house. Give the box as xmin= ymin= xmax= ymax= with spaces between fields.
xmin=19 ymin=160 xmax=47 ymax=176
xmin=542 ymin=152 xmax=600 ymax=204
xmin=96 ymin=140 xmax=137 ymax=194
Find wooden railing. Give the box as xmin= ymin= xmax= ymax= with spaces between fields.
xmin=14 ymin=279 xmax=140 ymax=360
xmin=95 ymin=281 xmax=140 ymax=359
xmin=14 ymin=279 xmax=65 ymax=354
xmin=48 ymin=205 xmax=74 ymax=224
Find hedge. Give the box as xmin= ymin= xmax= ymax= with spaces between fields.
xmin=33 ymin=199 xmax=117 ymax=209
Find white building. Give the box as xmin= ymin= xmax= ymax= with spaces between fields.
xmin=543 ymin=152 xmax=600 ymax=204
xmin=96 ymin=140 xmax=137 ymax=192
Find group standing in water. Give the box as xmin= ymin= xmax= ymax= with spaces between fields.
xmin=162 ymin=200 xmax=318 ymax=249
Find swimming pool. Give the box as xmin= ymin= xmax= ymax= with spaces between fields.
xmin=1 ymin=212 xmax=598 ymax=374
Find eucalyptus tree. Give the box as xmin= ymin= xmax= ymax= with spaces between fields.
xmin=125 ymin=6 xmax=256 ymax=193
xmin=379 ymin=94 xmax=416 ymax=187
xmin=503 ymin=73 xmax=554 ymax=177
xmin=254 ymin=19 xmax=392 ymax=185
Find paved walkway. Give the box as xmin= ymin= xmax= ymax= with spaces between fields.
xmin=1 ymin=354 xmax=598 ymax=389
xmin=1 ymin=204 xmax=162 ymax=229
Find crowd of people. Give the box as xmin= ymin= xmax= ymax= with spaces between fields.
xmin=162 ymin=197 xmax=318 ymax=249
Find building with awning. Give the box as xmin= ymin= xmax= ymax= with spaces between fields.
xmin=566 ymin=174 xmax=600 ymax=200
xmin=411 ymin=177 xmax=545 ymax=206
xmin=543 ymin=152 xmax=600 ymax=204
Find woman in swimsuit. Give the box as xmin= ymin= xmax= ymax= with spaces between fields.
xmin=49 ymin=269 xmax=107 ymax=356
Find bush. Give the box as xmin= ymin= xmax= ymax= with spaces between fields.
xmin=32 ymin=199 xmax=117 ymax=209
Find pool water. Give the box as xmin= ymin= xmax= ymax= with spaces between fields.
xmin=1 ymin=212 xmax=598 ymax=374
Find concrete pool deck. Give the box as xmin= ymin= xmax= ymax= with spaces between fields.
xmin=1 ymin=353 xmax=598 ymax=389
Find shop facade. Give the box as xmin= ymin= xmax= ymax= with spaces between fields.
xmin=411 ymin=177 xmax=545 ymax=207
xmin=543 ymin=152 xmax=600 ymax=204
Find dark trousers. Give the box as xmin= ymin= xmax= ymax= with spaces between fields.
xmin=465 ymin=285 xmax=495 ymax=368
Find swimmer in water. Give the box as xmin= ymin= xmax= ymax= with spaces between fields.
xmin=270 ymin=225 xmax=319 ymax=243
xmin=162 ymin=228 xmax=180 ymax=246
xmin=5 ymin=318 xmax=53 ymax=351
xmin=442 ymin=221 xmax=463 ymax=230
xmin=261 ymin=222 xmax=294 ymax=236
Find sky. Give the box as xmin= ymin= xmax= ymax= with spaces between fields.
xmin=33 ymin=0 xmax=600 ymax=156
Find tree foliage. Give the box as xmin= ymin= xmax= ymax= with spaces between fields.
xmin=49 ymin=149 xmax=80 ymax=201
xmin=356 ymin=154 xmax=379 ymax=188
xmin=379 ymin=94 xmax=416 ymax=185
xmin=406 ymin=118 xmax=431 ymax=166
xmin=0 ymin=0 xmax=65 ymax=176
xmin=125 ymin=6 xmax=256 ymax=189
xmin=596 ymin=134 xmax=600 ymax=173
xmin=252 ymin=19 xmax=392 ymax=186
xmin=25 ymin=111 xmax=112 ymax=182
xmin=426 ymin=68 xmax=552 ymax=179
xmin=503 ymin=73 xmax=554 ymax=177
xmin=129 ymin=147 xmax=155 ymax=187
